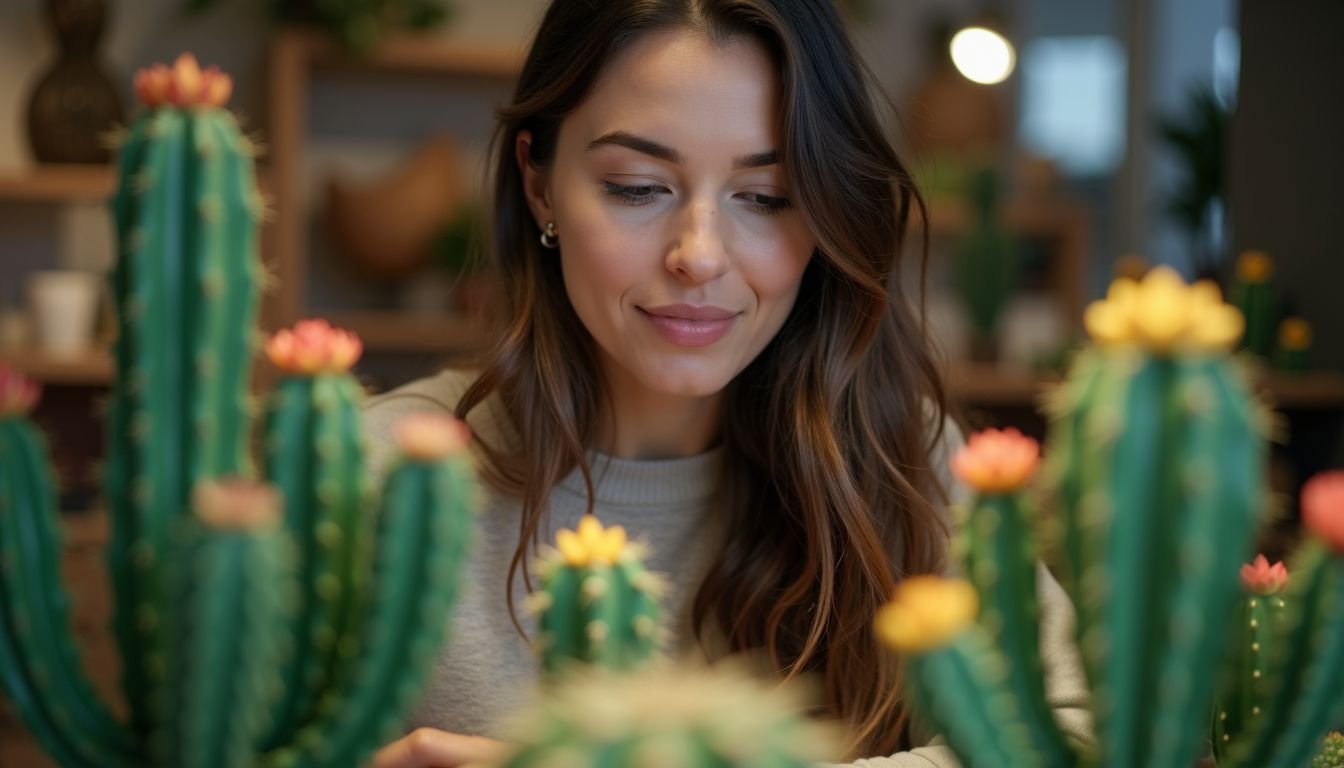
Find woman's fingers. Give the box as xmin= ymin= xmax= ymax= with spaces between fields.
xmin=372 ymin=728 xmax=505 ymax=768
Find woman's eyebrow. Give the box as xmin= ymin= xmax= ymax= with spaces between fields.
xmin=587 ymin=130 xmax=779 ymax=169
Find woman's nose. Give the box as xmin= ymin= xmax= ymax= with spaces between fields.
xmin=665 ymin=201 xmax=730 ymax=284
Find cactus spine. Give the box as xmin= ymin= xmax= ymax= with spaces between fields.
xmin=532 ymin=516 xmax=662 ymax=676
xmin=953 ymin=429 xmax=1076 ymax=767
xmin=1 ymin=54 xmax=478 ymax=768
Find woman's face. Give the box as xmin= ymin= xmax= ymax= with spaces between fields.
xmin=519 ymin=29 xmax=816 ymax=400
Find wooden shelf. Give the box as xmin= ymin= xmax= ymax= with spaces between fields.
xmin=0 ymin=347 xmax=113 ymax=385
xmin=325 ymin=310 xmax=493 ymax=353
xmin=279 ymin=28 xmax=525 ymax=79
xmin=0 ymin=165 xmax=115 ymax=204
xmin=946 ymin=362 xmax=1344 ymax=411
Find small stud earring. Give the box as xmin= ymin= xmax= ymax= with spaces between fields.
xmin=540 ymin=221 xmax=559 ymax=249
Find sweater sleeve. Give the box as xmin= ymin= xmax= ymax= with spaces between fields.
xmin=818 ymin=419 xmax=1094 ymax=768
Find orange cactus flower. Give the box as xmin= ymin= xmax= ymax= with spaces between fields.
xmin=1084 ymin=266 xmax=1244 ymax=354
xmin=1236 ymin=250 xmax=1274 ymax=284
xmin=950 ymin=427 xmax=1040 ymax=494
xmin=394 ymin=413 xmax=471 ymax=461
xmin=1239 ymin=554 xmax=1289 ymax=595
xmin=134 ymin=53 xmax=233 ymax=109
xmin=1278 ymin=317 xmax=1313 ymax=352
xmin=0 ymin=366 xmax=41 ymax=416
xmin=875 ymin=576 xmax=979 ymax=653
xmin=193 ymin=479 xmax=281 ymax=530
xmin=555 ymin=516 xmax=629 ymax=568
xmin=265 ymin=319 xmax=363 ymax=375
xmin=1302 ymin=470 xmax=1344 ymax=553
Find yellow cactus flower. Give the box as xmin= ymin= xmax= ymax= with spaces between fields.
xmin=1236 ymin=250 xmax=1273 ymax=284
xmin=1279 ymin=317 xmax=1313 ymax=351
xmin=555 ymin=516 xmax=629 ymax=567
xmin=950 ymin=427 xmax=1040 ymax=494
xmin=875 ymin=576 xmax=979 ymax=653
xmin=1083 ymin=266 xmax=1244 ymax=353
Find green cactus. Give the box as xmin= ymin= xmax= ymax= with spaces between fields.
xmin=1210 ymin=555 xmax=1290 ymax=760
xmin=493 ymin=661 xmax=837 ymax=768
xmin=1223 ymin=540 xmax=1344 ymax=768
xmin=105 ymin=59 xmax=264 ymax=739
xmin=1 ymin=53 xmax=477 ymax=768
xmin=531 ymin=516 xmax=663 ymax=676
xmin=155 ymin=481 xmax=294 ymax=768
xmin=1228 ymin=251 xmax=1277 ymax=359
xmin=260 ymin=359 xmax=374 ymax=749
xmin=957 ymin=467 xmax=1077 ymax=767
xmin=1314 ymin=732 xmax=1344 ymax=768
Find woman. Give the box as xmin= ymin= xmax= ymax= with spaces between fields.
xmin=367 ymin=1 xmax=1089 ymax=765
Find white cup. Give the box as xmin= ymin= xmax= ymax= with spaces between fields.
xmin=27 ymin=270 xmax=102 ymax=357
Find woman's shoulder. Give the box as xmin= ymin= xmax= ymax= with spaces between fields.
xmin=362 ymin=368 xmax=492 ymax=477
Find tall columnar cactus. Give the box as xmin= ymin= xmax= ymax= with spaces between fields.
xmin=950 ymin=428 xmax=1077 ymax=768
xmin=259 ymin=320 xmax=373 ymax=749
xmin=1229 ymin=250 xmax=1277 ymax=359
xmin=491 ymin=661 xmax=838 ymax=768
xmin=1211 ymin=555 xmax=1290 ymax=760
xmin=105 ymin=53 xmax=265 ymax=738
xmin=0 ymin=53 xmax=478 ymax=768
xmin=1222 ymin=471 xmax=1344 ymax=768
xmin=1045 ymin=267 xmax=1267 ymax=768
xmin=529 ymin=516 xmax=663 ymax=676
xmin=876 ymin=266 xmax=1344 ymax=768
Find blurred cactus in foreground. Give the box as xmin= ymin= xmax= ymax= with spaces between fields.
xmin=491 ymin=662 xmax=838 ymax=768
xmin=1315 ymin=732 xmax=1344 ymax=768
xmin=0 ymin=53 xmax=477 ymax=768
xmin=879 ymin=267 xmax=1344 ymax=768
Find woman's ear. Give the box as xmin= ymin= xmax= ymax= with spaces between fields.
xmin=515 ymin=129 xmax=554 ymax=229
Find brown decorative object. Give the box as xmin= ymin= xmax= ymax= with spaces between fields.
xmin=325 ymin=135 xmax=463 ymax=280
xmin=25 ymin=0 xmax=125 ymax=165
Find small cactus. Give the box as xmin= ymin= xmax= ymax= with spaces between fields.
xmin=1211 ymin=555 xmax=1291 ymax=760
xmin=1275 ymin=317 xmax=1313 ymax=373
xmin=492 ymin=661 xmax=839 ymax=768
xmin=1229 ymin=250 xmax=1278 ymax=359
xmin=530 ymin=516 xmax=663 ymax=676
xmin=1313 ymin=732 xmax=1344 ymax=768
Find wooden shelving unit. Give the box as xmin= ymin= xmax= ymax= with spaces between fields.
xmin=267 ymin=29 xmax=523 ymax=337
xmin=0 ymin=164 xmax=116 ymax=204
xmin=0 ymin=347 xmax=114 ymax=385
xmin=325 ymin=310 xmax=493 ymax=353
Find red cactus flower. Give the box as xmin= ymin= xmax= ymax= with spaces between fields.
xmin=1302 ymin=470 xmax=1344 ymax=553
xmin=265 ymin=319 xmax=363 ymax=375
xmin=950 ymin=427 xmax=1041 ymax=494
xmin=135 ymin=53 xmax=233 ymax=109
xmin=1240 ymin=554 xmax=1289 ymax=595
xmin=394 ymin=413 xmax=471 ymax=461
xmin=0 ymin=366 xmax=41 ymax=416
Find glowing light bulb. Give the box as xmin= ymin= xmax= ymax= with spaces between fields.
xmin=950 ymin=26 xmax=1016 ymax=85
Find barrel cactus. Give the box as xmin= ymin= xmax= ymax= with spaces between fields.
xmin=529 ymin=515 xmax=663 ymax=676
xmin=0 ymin=53 xmax=477 ymax=768
xmin=876 ymin=267 xmax=1344 ymax=768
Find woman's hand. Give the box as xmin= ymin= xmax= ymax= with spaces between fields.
xmin=372 ymin=728 xmax=506 ymax=768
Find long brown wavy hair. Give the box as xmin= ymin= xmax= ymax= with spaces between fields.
xmin=456 ymin=0 xmax=950 ymax=758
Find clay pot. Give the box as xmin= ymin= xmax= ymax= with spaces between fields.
xmin=325 ymin=136 xmax=463 ymax=280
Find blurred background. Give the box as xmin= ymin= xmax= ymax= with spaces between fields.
xmin=2 ymin=0 xmax=1343 ymax=488
xmin=0 ymin=1 xmax=1342 ymax=763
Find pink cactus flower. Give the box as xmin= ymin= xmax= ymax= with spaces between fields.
xmin=134 ymin=53 xmax=233 ymax=109
xmin=950 ymin=427 xmax=1041 ymax=494
xmin=265 ymin=319 xmax=363 ymax=375
xmin=394 ymin=413 xmax=471 ymax=461
xmin=1302 ymin=470 xmax=1344 ymax=553
xmin=1239 ymin=554 xmax=1289 ymax=595
xmin=0 ymin=366 xmax=41 ymax=416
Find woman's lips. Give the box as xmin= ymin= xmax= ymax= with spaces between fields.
xmin=638 ymin=305 xmax=739 ymax=347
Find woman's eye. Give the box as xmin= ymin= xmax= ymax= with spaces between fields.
xmin=740 ymin=192 xmax=791 ymax=215
xmin=603 ymin=182 xmax=663 ymax=206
